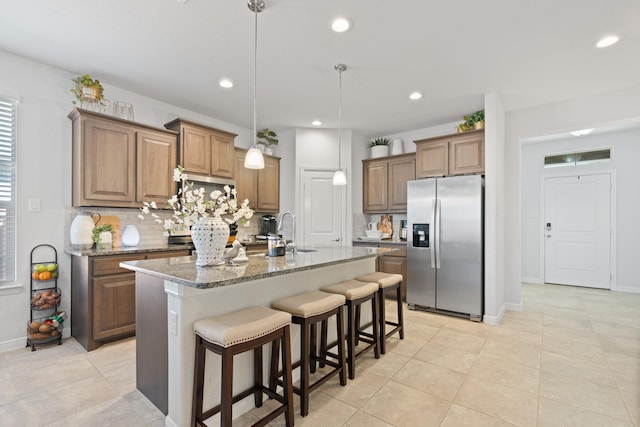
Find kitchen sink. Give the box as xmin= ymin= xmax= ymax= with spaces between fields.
xmin=296 ymin=248 xmax=317 ymax=253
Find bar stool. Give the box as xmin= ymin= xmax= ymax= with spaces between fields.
xmin=192 ymin=306 xmax=294 ymax=427
xmin=321 ymin=279 xmax=380 ymax=380
xmin=356 ymin=272 xmax=405 ymax=354
xmin=271 ymin=290 xmax=347 ymax=417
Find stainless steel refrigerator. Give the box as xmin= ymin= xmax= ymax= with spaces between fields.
xmin=406 ymin=175 xmax=484 ymax=321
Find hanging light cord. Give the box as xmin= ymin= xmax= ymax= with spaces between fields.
xmin=253 ymin=3 xmax=258 ymax=147
xmin=335 ymin=64 xmax=346 ymax=171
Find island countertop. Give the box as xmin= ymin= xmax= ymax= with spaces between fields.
xmin=120 ymin=245 xmax=397 ymax=289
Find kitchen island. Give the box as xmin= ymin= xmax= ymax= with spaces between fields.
xmin=120 ymin=245 xmax=395 ymax=427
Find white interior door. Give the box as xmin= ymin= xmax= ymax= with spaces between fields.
xmin=544 ymin=174 xmax=611 ymax=289
xmin=301 ymin=169 xmax=344 ymax=246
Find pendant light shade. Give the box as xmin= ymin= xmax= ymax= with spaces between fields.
xmin=332 ymin=169 xmax=347 ymax=185
xmin=244 ymin=0 xmax=265 ymax=169
xmin=333 ymin=63 xmax=347 ymax=186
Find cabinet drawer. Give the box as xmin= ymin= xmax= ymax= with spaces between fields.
xmin=379 ymin=245 xmax=407 ymax=257
xmin=146 ymin=250 xmax=191 ymax=259
xmin=92 ymin=254 xmax=145 ymax=276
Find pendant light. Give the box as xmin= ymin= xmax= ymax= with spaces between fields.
xmin=244 ymin=0 xmax=265 ymax=169
xmin=333 ymin=63 xmax=347 ymax=186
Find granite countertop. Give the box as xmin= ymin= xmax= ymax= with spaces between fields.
xmin=352 ymin=238 xmax=407 ymax=246
xmin=64 ymin=244 xmax=192 ymax=257
xmin=120 ymin=246 xmax=398 ymax=289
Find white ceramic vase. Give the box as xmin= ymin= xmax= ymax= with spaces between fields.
xmin=191 ymin=216 xmax=230 ymax=267
xmin=70 ymin=212 xmax=95 ymax=249
xmin=390 ymin=139 xmax=403 ymax=155
xmin=122 ymin=225 xmax=140 ymax=246
xmin=370 ymin=145 xmax=389 ymax=158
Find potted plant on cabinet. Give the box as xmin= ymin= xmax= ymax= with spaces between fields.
xmin=458 ymin=109 xmax=485 ymax=132
xmin=369 ymin=137 xmax=391 ymax=158
xmin=70 ymin=74 xmax=107 ymax=111
xmin=256 ymin=128 xmax=278 ymax=155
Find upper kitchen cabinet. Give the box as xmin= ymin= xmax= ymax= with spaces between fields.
xmin=363 ymin=153 xmax=415 ymax=213
xmin=414 ymin=129 xmax=484 ymax=178
xmin=234 ymin=148 xmax=280 ymax=213
xmin=164 ymin=118 xmax=236 ymax=179
xmin=69 ymin=109 xmax=178 ymax=208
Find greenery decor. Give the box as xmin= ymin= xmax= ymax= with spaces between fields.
xmin=91 ymin=224 xmax=113 ymax=243
xmin=458 ymin=109 xmax=485 ymax=132
xmin=369 ymin=137 xmax=391 ymax=147
xmin=70 ymin=74 xmax=107 ymax=107
xmin=256 ymin=128 xmax=278 ymax=147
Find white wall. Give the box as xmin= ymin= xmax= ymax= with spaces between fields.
xmin=505 ymin=84 xmax=640 ymax=308
xmin=0 ymin=50 xmax=275 ymax=351
xmin=521 ymin=128 xmax=640 ymax=292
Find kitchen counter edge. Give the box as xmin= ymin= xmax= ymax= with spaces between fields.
xmin=64 ymin=244 xmax=191 ymax=257
xmin=120 ymin=246 xmax=397 ymax=290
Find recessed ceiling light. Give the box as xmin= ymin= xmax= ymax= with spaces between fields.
xmin=219 ymin=79 xmax=233 ymax=88
xmin=312 ymin=120 xmax=322 ymax=126
xmin=409 ymin=91 xmax=422 ymax=100
xmin=331 ymin=17 xmax=352 ymax=33
xmin=570 ymin=128 xmax=594 ymax=136
xmin=596 ymin=35 xmax=620 ymax=48
xmin=176 ymin=0 xmax=189 ymax=4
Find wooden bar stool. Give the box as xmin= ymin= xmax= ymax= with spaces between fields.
xmin=271 ymin=290 xmax=347 ymax=417
xmin=321 ymin=279 xmax=380 ymax=380
xmin=192 ymin=306 xmax=294 ymax=427
xmin=356 ymin=272 xmax=405 ymax=354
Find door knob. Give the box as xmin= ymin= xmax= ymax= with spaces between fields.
xmin=546 ymin=234 xmax=552 ymax=238
xmin=333 ymin=238 xmax=341 ymax=242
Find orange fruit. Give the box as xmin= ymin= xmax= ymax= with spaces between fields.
xmin=39 ymin=271 xmax=51 ymax=281
xmin=32 ymin=272 xmax=40 ymax=280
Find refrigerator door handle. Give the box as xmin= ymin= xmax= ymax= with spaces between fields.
xmin=435 ymin=198 xmax=441 ymax=269
xmin=430 ymin=199 xmax=436 ymax=268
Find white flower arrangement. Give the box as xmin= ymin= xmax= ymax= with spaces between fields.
xmin=140 ymin=166 xmax=254 ymax=236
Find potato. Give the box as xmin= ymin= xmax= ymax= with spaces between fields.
xmin=30 ymin=294 xmax=41 ymax=304
xmin=49 ymin=330 xmax=59 ymax=337
xmin=29 ymin=321 xmax=41 ymax=329
xmin=42 ymin=289 xmax=52 ymax=297
xmin=38 ymin=324 xmax=52 ymax=333
xmin=29 ymin=333 xmax=49 ymax=341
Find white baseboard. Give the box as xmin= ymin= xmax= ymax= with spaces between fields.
xmin=521 ymin=277 xmax=543 ymax=284
xmin=483 ymin=303 xmax=505 ymax=325
xmin=1 ymin=326 xmax=71 ymax=354
xmin=505 ymin=301 xmax=523 ymax=311
xmin=615 ymin=286 xmax=640 ymax=294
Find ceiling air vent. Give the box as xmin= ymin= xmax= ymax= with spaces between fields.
xmin=544 ymin=148 xmax=611 ymax=168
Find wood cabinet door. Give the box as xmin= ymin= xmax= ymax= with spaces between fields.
xmin=92 ymin=274 xmax=136 ymax=341
xmin=211 ymin=133 xmax=235 ymax=178
xmin=257 ymin=155 xmax=280 ymax=212
xmin=377 ymin=255 xmax=407 ymax=301
xmin=363 ymin=159 xmax=388 ymax=213
xmin=415 ymin=140 xmax=448 ymax=178
xmin=180 ymin=124 xmax=211 ymax=175
xmin=136 ymin=130 xmax=177 ymax=203
xmin=82 ymin=118 xmax=136 ymax=204
xmin=449 ymin=133 xmax=484 ymax=175
xmin=388 ymin=156 xmax=416 ymax=212
xmin=234 ymin=148 xmax=258 ymax=208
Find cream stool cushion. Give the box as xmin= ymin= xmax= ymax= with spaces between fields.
xmin=321 ymin=279 xmax=379 ymax=300
xmin=194 ymin=306 xmax=291 ymax=348
xmin=273 ymin=290 xmax=345 ymax=318
xmin=356 ymin=272 xmax=403 ymax=289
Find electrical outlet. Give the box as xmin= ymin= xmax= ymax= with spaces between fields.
xmin=168 ymin=310 xmax=178 ymax=336
xmin=28 ymin=199 xmax=41 ymax=212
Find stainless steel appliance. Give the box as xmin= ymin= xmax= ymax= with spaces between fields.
xmin=259 ymin=215 xmax=277 ymax=237
xmin=406 ymin=175 xmax=484 ymax=321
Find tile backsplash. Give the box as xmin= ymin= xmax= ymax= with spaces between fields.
xmin=353 ymin=213 xmax=407 ymax=240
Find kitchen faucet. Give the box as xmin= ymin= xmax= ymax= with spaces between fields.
xmin=277 ymin=210 xmax=296 ymax=253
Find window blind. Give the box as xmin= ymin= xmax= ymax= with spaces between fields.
xmin=0 ymin=98 xmax=16 ymax=284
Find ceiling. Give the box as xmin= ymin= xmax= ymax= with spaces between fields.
xmin=1 ymin=0 xmax=639 ymax=138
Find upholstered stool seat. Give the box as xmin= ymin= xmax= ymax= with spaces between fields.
xmin=192 ymin=306 xmax=294 ymax=427
xmin=321 ymin=279 xmax=380 ymax=379
xmin=356 ymin=272 xmax=405 ymax=354
xmin=271 ymin=290 xmax=347 ymax=417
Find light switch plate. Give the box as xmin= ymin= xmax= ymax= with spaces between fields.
xmin=28 ymin=199 xmax=41 ymax=212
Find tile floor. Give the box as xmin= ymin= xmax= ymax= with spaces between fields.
xmin=1 ymin=283 xmax=638 ymax=426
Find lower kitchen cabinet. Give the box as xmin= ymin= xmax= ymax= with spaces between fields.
xmin=353 ymin=241 xmax=407 ymax=301
xmin=71 ymin=249 xmax=190 ymax=351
